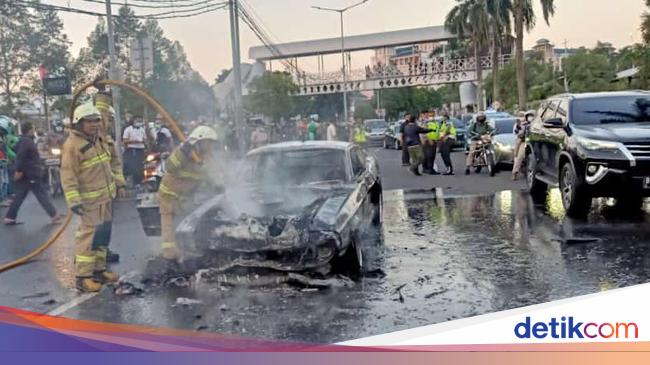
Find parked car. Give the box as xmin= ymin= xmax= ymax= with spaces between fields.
xmin=451 ymin=117 xmax=467 ymax=149
xmin=526 ymin=91 xmax=650 ymax=217
xmin=175 ymin=141 xmax=383 ymax=273
xmin=384 ymin=121 xmax=403 ymax=149
xmin=363 ymin=119 xmax=388 ymax=146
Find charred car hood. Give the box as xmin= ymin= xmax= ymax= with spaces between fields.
xmin=176 ymin=184 xmax=353 ymax=254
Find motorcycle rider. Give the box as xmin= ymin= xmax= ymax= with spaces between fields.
xmin=512 ymin=110 xmax=535 ymax=180
xmin=61 ymin=103 xmax=126 ymax=292
xmin=465 ymin=112 xmax=495 ymax=175
xmin=158 ymin=126 xmax=222 ymax=261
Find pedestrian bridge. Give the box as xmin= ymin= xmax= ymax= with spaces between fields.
xmin=248 ymin=25 xmax=513 ymax=95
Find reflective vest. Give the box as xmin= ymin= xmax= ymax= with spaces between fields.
xmin=353 ymin=127 xmax=366 ymax=143
xmin=439 ymin=120 xmax=457 ymax=140
xmin=61 ymin=130 xmax=125 ymax=207
xmin=425 ymin=121 xmax=439 ymax=141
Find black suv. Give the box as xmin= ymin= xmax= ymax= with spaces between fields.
xmin=526 ymin=91 xmax=650 ymax=217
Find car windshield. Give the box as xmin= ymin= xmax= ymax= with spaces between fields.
xmin=252 ymin=149 xmax=348 ymax=185
xmin=452 ymin=118 xmax=465 ymax=129
xmin=571 ymin=96 xmax=650 ymax=124
xmin=364 ymin=120 xmax=387 ymax=130
xmin=493 ymin=118 xmax=516 ymax=134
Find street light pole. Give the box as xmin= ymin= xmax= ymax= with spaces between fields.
xmin=312 ymin=0 xmax=369 ymax=125
xmin=105 ymin=0 xmax=123 ymax=157
xmin=229 ymin=0 xmax=244 ymax=145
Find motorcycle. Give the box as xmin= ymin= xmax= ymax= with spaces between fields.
xmin=142 ymin=151 xmax=167 ymax=193
xmin=469 ymin=134 xmax=497 ymax=177
xmin=44 ymin=147 xmax=63 ymax=197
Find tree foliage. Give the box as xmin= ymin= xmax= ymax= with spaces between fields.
xmin=0 ymin=2 xmax=70 ymax=114
xmin=244 ymin=71 xmax=298 ymax=121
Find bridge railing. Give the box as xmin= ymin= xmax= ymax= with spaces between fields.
xmin=293 ymin=54 xmax=512 ymax=87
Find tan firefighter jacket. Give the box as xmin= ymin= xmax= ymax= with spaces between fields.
xmin=61 ymin=130 xmax=126 ymax=207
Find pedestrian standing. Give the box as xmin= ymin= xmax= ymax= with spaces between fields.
xmin=512 ymin=110 xmax=534 ymax=180
xmin=326 ymin=121 xmax=337 ymax=141
xmin=307 ymin=119 xmax=318 ymax=141
xmin=422 ymin=111 xmax=440 ymax=175
xmin=61 ymin=103 xmax=126 ymax=292
xmin=4 ymin=122 xmax=63 ymax=225
xmin=403 ymin=114 xmax=435 ymax=176
xmin=399 ymin=116 xmax=410 ymax=166
xmin=438 ymin=112 xmax=456 ymax=175
xmin=122 ymin=117 xmax=147 ymax=187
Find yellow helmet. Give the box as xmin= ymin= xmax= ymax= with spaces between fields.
xmin=188 ymin=125 xmax=218 ymax=144
xmin=72 ymin=103 xmax=101 ymax=125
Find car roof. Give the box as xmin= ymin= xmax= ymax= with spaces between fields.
xmin=550 ymin=90 xmax=650 ymax=100
xmin=247 ymin=141 xmax=352 ymax=156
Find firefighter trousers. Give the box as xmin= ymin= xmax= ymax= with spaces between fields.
xmin=75 ymin=201 xmax=112 ymax=277
xmin=159 ymin=192 xmax=181 ymax=251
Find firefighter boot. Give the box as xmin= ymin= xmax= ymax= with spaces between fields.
xmin=76 ymin=277 xmax=103 ymax=293
xmin=94 ymin=271 xmax=119 ymax=284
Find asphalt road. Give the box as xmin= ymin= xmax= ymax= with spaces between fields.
xmin=1 ymin=147 xmax=649 ymax=344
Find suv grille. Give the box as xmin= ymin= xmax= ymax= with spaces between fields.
xmin=624 ymin=141 xmax=650 ymax=159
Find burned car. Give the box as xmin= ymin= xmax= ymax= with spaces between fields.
xmin=175 ymin=141 xmax=383 ymax=273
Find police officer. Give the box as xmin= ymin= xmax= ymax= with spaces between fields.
xmin=438 ymin=111 xmax=456 ymax=175
xmin=422 ymin=111 xmax=439 ymax=175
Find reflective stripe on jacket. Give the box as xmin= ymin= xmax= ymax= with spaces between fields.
xmin=425 ymin=121 xmax=439 ymax=141
xmin=439 ymin=120 xmax=457 ymax=140
xmin=353 ymin=127 xmax=366 ymax=143
xmin=61 ymin=130 xmax=125 ymax=207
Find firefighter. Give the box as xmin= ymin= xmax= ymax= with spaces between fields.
xmin=158 ymin=126 xmax=221 ymax=261
xmin=61 ymin=103 xmax=127 ymax=292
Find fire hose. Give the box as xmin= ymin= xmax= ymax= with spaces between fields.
xmin=0 ymin=79 xmax=190 ymax=273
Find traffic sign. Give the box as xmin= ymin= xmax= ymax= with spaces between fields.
xmin=43 ymin=76 xmax=71 ymax=96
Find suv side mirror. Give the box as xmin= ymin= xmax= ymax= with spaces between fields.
xmin=543 ymin=118 xmax=564 ymax=128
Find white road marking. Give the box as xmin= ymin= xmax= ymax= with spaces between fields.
xmin=47 ymin=292 xmax=97 ymax=316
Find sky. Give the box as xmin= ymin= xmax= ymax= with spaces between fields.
xmin=55 ymin=0 xmax=648 ymax=82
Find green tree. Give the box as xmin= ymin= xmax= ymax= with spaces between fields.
xmin=486 ymin=0 xmax=512 ymax=103
xmin=445 ymin=0 xmax=490 ymax=109
xmin=513 ymin=0 xmax=555 ymax=108
xmin=374 ymin=87 xmax=442 ymax=119
xmin=643 ymin=0 xmax=650 ymax=44
xmin=245 ymin=71 xmax=298 ymax=121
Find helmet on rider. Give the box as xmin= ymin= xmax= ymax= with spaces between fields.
xmin=525 ymin=110 xmax=536 ymax=123
xmin=476 ymin=111 xmax=487 ymax=123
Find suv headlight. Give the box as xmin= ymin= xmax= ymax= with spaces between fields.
xmin=575 ymin=136 xmax=621 ymax=151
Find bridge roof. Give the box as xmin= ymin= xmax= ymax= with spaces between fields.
xmin=249 ymin=25 xmax=454 ymax=60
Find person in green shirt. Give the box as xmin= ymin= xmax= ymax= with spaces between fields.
xmin=307 ymin=119 xmax=318 ymax=141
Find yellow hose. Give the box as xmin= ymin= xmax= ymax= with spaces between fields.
xmin=0 ymin=79 xmax=188 ymax=273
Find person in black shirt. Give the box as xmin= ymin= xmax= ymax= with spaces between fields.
xmin=402 ymin=114 xmax=436 ymax=176
xmin=399 ymin=116 xmax=410 ymax=166
xmin=4 ymin=122 xmax=62 ymax=225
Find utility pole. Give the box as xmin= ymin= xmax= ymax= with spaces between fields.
xmin=312 ymin=0 xmax=370 ymax=126
xmin=105 ymin=0 xmax=123 ymax=157
xmin=229 ymin=0 xmax=244 ymax=146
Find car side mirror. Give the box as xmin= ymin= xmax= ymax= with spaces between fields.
xmin=543 ymin=118 xmax=564 ymax=128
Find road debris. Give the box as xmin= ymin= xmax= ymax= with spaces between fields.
xmin=175 ymin=297 xmax=203 ymax=306
xmin=287 ymin=273 xmax=355 ymax=289
xmin=424 ymin=289 xmax=448 ymax=299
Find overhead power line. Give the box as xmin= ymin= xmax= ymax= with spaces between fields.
xmin=10 ymin=0 xmax=228 ymax=20
xmin=80 ymin=0 xmax=222 ymax=10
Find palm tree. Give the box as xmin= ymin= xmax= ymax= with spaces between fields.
xmin=485 ymin=0 xmax=512 ymax=104
xmin=642 ymin=0 xmax=650 ymax=45
xmin=513 ymin=0 xmax=555 ymax=108
xmin=445 ymin=0 xmax=490 ymax=110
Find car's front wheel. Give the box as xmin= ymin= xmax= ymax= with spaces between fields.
xmin=527 ymin=152 xmax=547 ymax=203
xmin=559 ymin=162 xmax=591 ymax=218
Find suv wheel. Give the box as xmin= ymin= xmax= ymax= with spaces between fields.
xmin=559 ymin=162 xmax=591 ymax=218
xmin=526 ymin=153 xmax=547 ymax=203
